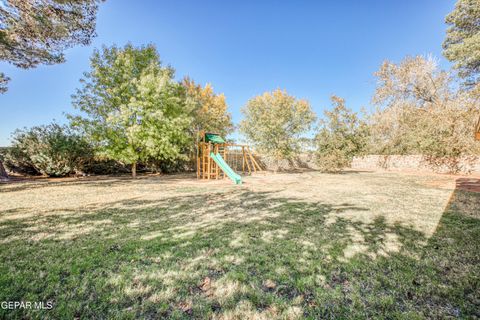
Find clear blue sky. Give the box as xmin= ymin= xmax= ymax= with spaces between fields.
xmin=0 ymin=0 xmax=455 ymax=146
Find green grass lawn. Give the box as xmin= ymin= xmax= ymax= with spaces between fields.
xmin=0 ymin=172 xmax=479 ymax=319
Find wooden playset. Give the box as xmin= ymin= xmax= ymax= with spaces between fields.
xmin=196 ymin=131 xmax=262 ymax=184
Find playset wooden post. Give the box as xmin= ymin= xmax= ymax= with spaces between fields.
xmin=242 ymin=146 xmax=246 ymax=174
xmin=475 ymin=115 xmax=480 ymax=141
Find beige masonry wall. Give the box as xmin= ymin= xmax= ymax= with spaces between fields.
xmin=255 ymin=153 xmax=319 ymax=172
xmin=351 ymin=155 xmax=480 ymax=174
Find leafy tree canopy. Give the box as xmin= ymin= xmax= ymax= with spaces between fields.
xmin=443 ymin=0 xmax=480 ymax=86
xmin=0 ymin=0 xmax=101 ymax=92
xmin=70 ymin=44 xmax=193 ymax=177
xmin=369 ymin=55 xmax=480 ymax=169
xmin=182 ymin=78 xmax=234 ymax=137
xmin=240 ymin=89 xmax=316 ymax=161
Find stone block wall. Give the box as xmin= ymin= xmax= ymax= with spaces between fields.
xmin=255 ymin=153 xmax=319 ymax=172
xmin=351 ymin=155 xmax=480 ymax=174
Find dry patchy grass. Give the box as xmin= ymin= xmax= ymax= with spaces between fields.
xmin=0 ymin=171 xmax=478 ymax=319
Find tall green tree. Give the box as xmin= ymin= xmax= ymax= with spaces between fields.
xmin=0 ymin=0 xmax=102 ymax=93
xmin=315 ymin=96 xmax=369 ymax=172
xmin=443 ymin=0 xmax=480 ymax=86
xmin=70 ymin=44 xmax=193 ymax=177
xmin=240 ymin=89 xmax=316 ymax=163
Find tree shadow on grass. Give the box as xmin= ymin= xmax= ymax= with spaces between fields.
xmin=0 ymin=173 xmax=198 ymax=193
xmin=408 ymin=178 xmax=480 ymax=318
xmin=0 ymin=181 xmax=479 ymax=319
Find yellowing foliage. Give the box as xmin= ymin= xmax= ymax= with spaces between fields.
xmin=183 ymin=78 xmax=234 ymax=136
xmin=240 ymin=89 xmax=316 ymax=161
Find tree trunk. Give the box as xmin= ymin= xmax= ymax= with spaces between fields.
xmin=0 ymin=161 xmax=9 ymax=181
xmin=131 ymin=162 xmax=137 ymax=178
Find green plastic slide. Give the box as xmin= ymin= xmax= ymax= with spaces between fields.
xmin=210 ymin=152 xmax=242 ymax=185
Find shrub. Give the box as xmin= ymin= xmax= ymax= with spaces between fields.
xmin=5 ymin=123 xmax=93 ymax=177
xmin=81 ymin=158 xmax=130 ymax=175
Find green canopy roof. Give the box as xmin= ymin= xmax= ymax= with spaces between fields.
xmin=205 ymin=133 xmax=225 ymax=144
